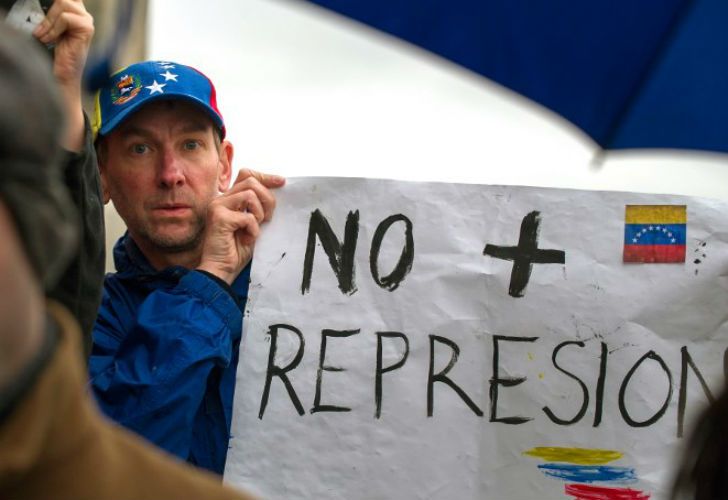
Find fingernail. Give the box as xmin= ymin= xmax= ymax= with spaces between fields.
xmin=33 ymin=21 xmax=46 ymax=36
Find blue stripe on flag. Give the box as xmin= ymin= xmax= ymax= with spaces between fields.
xmin=624 ymin=223 xmax=685 ymax=245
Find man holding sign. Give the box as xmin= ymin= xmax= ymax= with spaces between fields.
xmin=89 ymin=60 xmax=284 ymax=474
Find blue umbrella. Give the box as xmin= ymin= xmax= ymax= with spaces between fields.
xmin=302 ymin=0 xmax=728 ymax=154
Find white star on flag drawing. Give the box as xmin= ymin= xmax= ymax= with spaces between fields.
xmin=160 ymin=70 xmax=178 ymax=81
xmin=146 ymin=80 xmax=166 ymax=94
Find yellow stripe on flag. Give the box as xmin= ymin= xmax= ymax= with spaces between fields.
xmin=625 ymin=205 xmax=686 ymax=224
xmin=523 ymin=447 xmax=623 ymax=465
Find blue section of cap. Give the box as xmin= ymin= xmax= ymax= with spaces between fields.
xmin=97 ymin=61 xmax=224 ymax=137
xmin=624 ymin=223 xmax=686 ymax=245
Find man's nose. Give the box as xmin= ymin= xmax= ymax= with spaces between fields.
xmin=157 ymin=149 xmax=186 ymax=188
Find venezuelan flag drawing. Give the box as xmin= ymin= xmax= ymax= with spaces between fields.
xmin=523 ymin=447 xmax=650 ymax=499
xmin=623 ymin=205 xmax=686 ymax=263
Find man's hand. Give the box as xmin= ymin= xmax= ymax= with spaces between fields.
xmin=33 ymin=0 xmax=94 ymax=152
xmin=197 ymin=169 xmax=285 ymax=285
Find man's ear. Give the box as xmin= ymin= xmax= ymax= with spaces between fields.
xmin=217 ymin=139 xmax=234 ymax=193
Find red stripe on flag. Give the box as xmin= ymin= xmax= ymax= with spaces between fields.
xmin=623 ymin=244 xmax=685 ymax=263
xmin=565 ymin=483 xmax=650 ymax=499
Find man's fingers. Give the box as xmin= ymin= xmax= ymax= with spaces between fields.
xmin=34 ymin=0 xmax=91 ymax=43
xmin=230 ymin=210 xmax=260 ymax=235
xmin=224 ymin=177 xmax=277 ymax=222
xmin=41 ymin=0 xmax=87 ymax=26
xmin=236 ymin=218 xmax=260 ymax=246
xmin=209 ymin=204 xmax=260 ymax=236
xmin=35 ymin=12 xmax=68 ymax=43
xmin=36 ymin=12 xmax=91 ymax=44
xmin=198 ymin=168 xmax=282 ymax=283
xmin=198 ymin=207 xmax=260 ymax=284
xmin=213 ymin=189 xmax=265 ymax=223
xmin=218 ymin=210 xmax=260 ymax=247
xmin=235 ymin=168 xmax=286 ymax=189
xmin=228 ymin=168 xmax=285 ymax=222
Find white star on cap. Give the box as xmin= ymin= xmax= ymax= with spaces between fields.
xmin=160 ymin=70 xmax=178 ymax=82
xmin=146 ymin=80 xmax=166 ymax=95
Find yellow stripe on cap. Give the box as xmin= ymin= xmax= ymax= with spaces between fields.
xmin=92 ymin=63 xmax=134 ymax=140
xmin=92 ymin=89 xmax=102 ymax=140
xmin=625 ymin=205 xmax=686 ymax=224
xmin=523 ymin=447 xmax=623 ymax=465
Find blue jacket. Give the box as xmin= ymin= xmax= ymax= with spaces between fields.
xmin=89 ymin=234 xmax=249 ymax=474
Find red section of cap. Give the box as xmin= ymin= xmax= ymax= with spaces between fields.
xmin=565 ymin=483 xmax=650 ymax=500
xmin=188 ymin=65 xmax=226 ymax=139
xmin=207 ymin=76 xmax=222 ymax=121
xmin=207 ymin=79 xmax=226 ymax=139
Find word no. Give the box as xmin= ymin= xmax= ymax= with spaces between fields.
xmin=301 ymin=209 xmax=565 ymax=298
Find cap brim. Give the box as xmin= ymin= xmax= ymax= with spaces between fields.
xmin=98 ymin=92 xmax=225 ymax=138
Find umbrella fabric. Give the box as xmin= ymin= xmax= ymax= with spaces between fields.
xmin=302 ymin=0 xmax=728 ymax=154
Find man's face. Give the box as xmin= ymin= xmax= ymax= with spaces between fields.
xmin=100 ymin=100 xmax=232 ymax=257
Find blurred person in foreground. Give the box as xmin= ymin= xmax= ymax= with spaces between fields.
xmin=0 ymin=14 xmax=257 ymax=500
xmin=88 ymin=59 xmax=284 ymax=473
xmin=3 ymin=0 xmax=105 ymax=356
xmin=671 ymin=384 xmax=728 ymax=499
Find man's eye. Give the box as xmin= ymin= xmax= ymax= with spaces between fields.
xmin=131 ymin=144 xmax=149 ymax=154
xmin=183 ymin=140 xmax=200 ymax=151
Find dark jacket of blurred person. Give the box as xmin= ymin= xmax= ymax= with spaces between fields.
xmin=0 ymin=11 xmax=256 ymax=500
xmin=47 ymin=118 xmax=105 ymax=356
xmin=2 ymin=0 xmax=105 ymax=357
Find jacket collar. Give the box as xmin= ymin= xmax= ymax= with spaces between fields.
xmin=112 ymin=233 xmax=251 ymax=296
xmin=112 ymin=233 xmax=183 ymax=281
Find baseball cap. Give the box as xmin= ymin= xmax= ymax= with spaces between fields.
xmin=93 ymin=60 xmax=226 ymax=139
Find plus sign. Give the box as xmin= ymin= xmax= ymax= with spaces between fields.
xmin=483 ymin=211 xmax=565 ymax=298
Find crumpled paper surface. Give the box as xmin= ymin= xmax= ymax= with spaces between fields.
xmin=225 ymin=177 xmax=728 ymax=500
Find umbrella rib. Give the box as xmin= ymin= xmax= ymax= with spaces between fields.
xmin=599 ymin=0 xmax=698 ymax=151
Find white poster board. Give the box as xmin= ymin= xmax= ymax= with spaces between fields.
xmin=225 ymin=177 xmax=727 ymax=500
